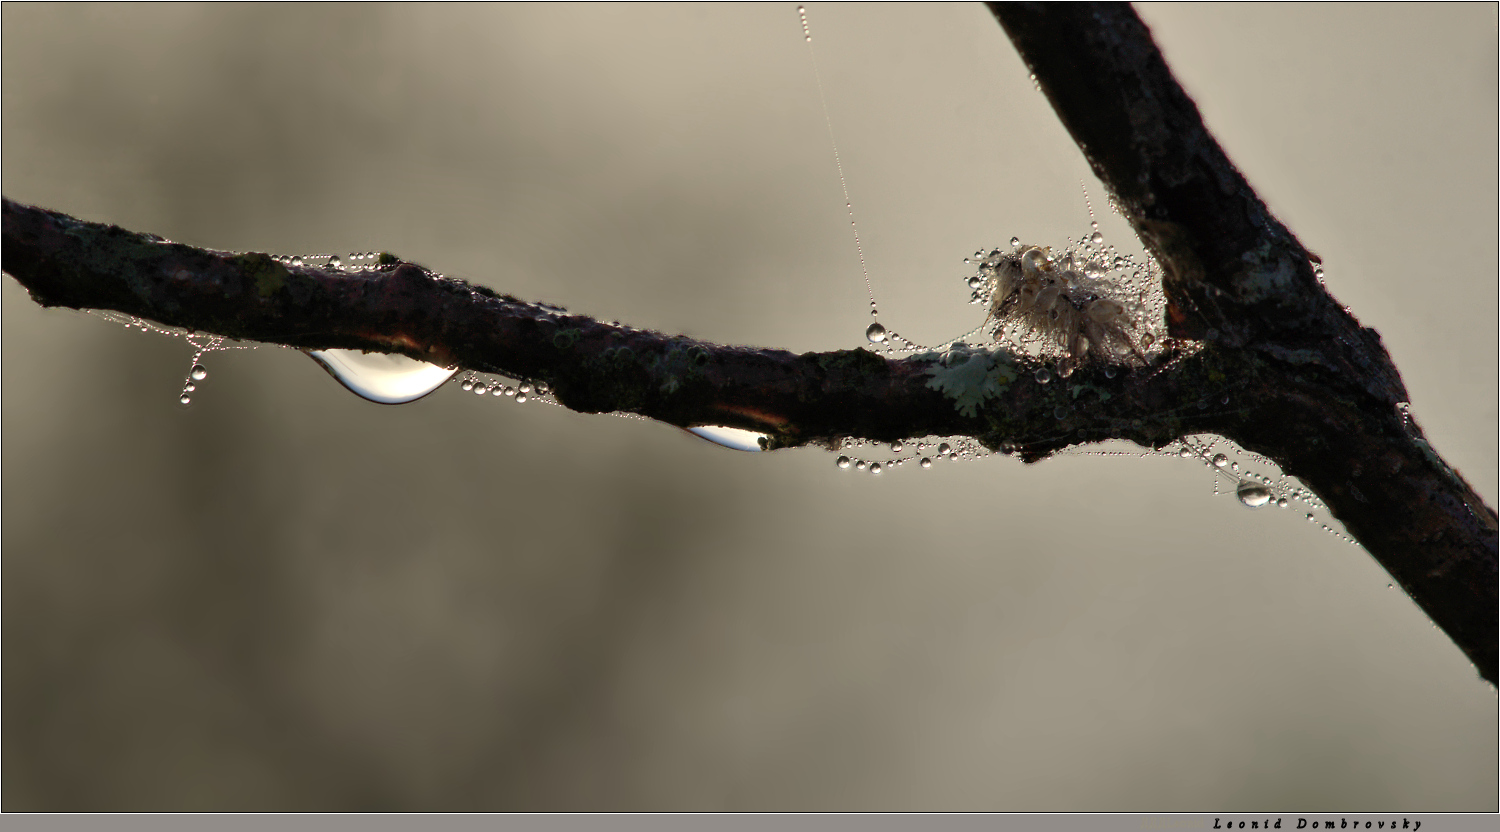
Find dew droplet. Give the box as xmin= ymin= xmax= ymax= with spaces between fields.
xmin=686 ymin=425 xmax=766 ymax=452
xmin=1089 ymin=231 xmax=1103 ymax=244
xmin=1178 ymin=447 xmax=1193 ymax=458
xmin=519 ymin=383 xmax=533 ymax=394
xmin=291 ymin=257 xmax=304 ymax=267
xmin=968 ymin=275 xmax=985 ymax=289
xmin=1236 ymin=481 xmax=1272 ymax=508
xmin=1277 ymin=498 xmax=1289 ymax=508
xmin=307 ymin=349 xmax=458 ymax=405
xmin=891 ymin=441 xmax=903 ymax=452
xmin=461 ymin=379 xmax=475 ymax=391
xmin=856 ymin=461 xmax=867 ymax=471
xmin=920 ymin=458 xmax=932 ymax=468
xmin=328 ymin=255 xmax=342 ymax=269
xmin=184 ymin=383 xmax=196 ymax=393
xmin=938 ymin=443 xmax=952 ymax=455
xmin=865 ymin=322 xmax=887 ymax=343
xmin=1212 ymin=453 xmax=1229 ymax=468
xmin=515 ymin=393 xmax=528 ymax=403
xmin=190 ymin=364 xmax=208 ymax=381
xmin=836 ymin=456 xmax=851 ymax=469
xmin=1035 ymin=367 xmax=1051 ymax=384
xmin=473 ymin=384 xmax=488 ymax=395
xmin=869 ymin=462 xmax=882 ymax=475
xmin=1010 ymin=236 xmax=1021 ymax=250
xmin=179 ymin=394 xmax=192 ymax=405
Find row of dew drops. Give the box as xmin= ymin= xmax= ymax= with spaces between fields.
xmin=93 ymin=243 xmax=1354 ymax=545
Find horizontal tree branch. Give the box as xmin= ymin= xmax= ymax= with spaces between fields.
xmin=3 ymin=3 xmax=1493 ymax=684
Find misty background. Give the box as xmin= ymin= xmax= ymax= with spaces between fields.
xmin=3 ymin=3 xmax=1495 ymax=811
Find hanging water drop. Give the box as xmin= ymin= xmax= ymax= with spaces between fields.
xmin=836 ymin=456 xmax=851 ymax=469
xmin=1089 ymin=231 xmax=1103 ymax=245
xmin=473 ymin=384 xmax=488 ymax=395
xmin=869 ymin=462 xmax=882 ymax=475
xmin=307 ymin=349 xmax=458 ymax=405
xmin=184 ymin=383 xmax=196 ymax=393
xmin=190 ymin=364 xmax=208 ymax=382
xmin=328 ymin=255 xmax=342 ymax=269
xmin=1277 ymin=498 xmax=1289 ymax=508
xmin=1010 ymin=236 xmax=1021 ymax=250
xmin=891 ymin=441 xmax=903 ymax=452
xmin=855 ymin=461 xmax=867 ymax=471
xmin=865 ymin=322 xmax=887 ymax=343
xmin=515 ymin=393 xmax=528 ymax=403
xmin=461 ymin=379 xmax=475 ymax=391
xmin=1212 ymin=453 xmax=1229 ymax=468
xmin=685 ymin=426 xmax=767 ymax=452
xmin=1035 ymin=367 xmax=1051 ymax=384
xmin=179 ymin=394 xmax=191 ymax=405
xmin=920 ymin=458 xmax=932 ymax=469
xmin=1236 ymin=482 xmax=1272 ymax=508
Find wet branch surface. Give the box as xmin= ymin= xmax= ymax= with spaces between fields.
xmin=4 ymin=2 xmax=1494 ymax=683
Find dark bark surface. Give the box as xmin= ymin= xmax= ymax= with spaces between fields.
xmin=988 ymin=2 xmax=1495 ymax=682
xmin=4 ymin=3 xmax=1493 ymax=682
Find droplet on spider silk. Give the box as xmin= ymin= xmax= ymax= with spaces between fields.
xmin=685 ymin=426 xmax=767 ymax=452
xmin=1236 ymin=482 xmax=1272 ymax=508
xmin=1212 ymin=453 xmax=1229 ymax=468
xmin=836 ymin=456 xmax=852 ymax=469
xmin=865 ymin=322 xmax=887 ymax=344
xmin=190 ymin=364 xmax=208 ymax=382
xmin=307 ymin=348 xmax=458 ymax=404
xmin=1089 ymin=231 xmax=1103 ymax=244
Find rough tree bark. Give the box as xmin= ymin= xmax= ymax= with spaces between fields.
xmin=3 ymin=3 xmax=1493 ymax=683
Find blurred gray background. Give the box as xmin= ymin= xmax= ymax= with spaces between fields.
xmin=3 ymin=3 xmax=1495 ymax=811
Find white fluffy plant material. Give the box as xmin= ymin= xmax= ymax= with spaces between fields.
xmin=972 ymin=239 xmax=1164 ymax=376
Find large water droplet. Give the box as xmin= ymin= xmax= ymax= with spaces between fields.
xmin=865 ymin=322 xmax=887 ymax=343
xmin=836 ymin=456 xmax=851 ymax=469
xmin=1236 ymin=481 xmax=1272 ymax=508
xmin=1089 ymin=231 xmax=1104 ymax=244
xmin=190 ymin=364 xmax=208 ymax=381
xmin=308 ymin=349 xmax=458 ymax=404
xmin=869 ymin=462 xmax=882 ymax=475
xmin=1212 ymin=453 xmax=1229 ymax=468
xmin=685 ymin=425 xmax=767 ymax=452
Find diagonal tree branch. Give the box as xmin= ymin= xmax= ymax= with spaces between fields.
xmin=3 ymin=2 xmax=1494 ymax=683
xmin=989 ymin=2 xmax=1495 ymax=682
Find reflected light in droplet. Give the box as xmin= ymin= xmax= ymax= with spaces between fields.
xmin=685 ymin=425 xmax=767 ymax=452
xmin=307 ymin=348 xmax=458 ymax=404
